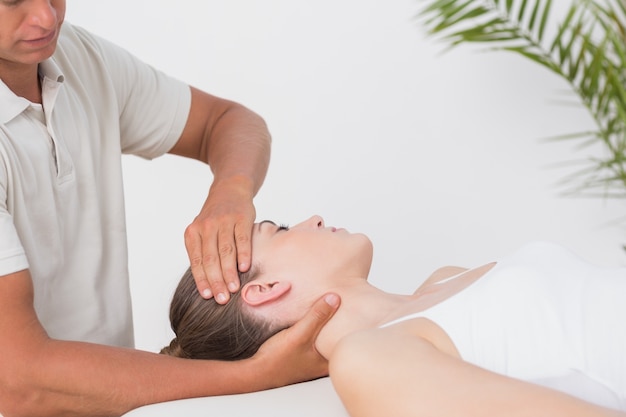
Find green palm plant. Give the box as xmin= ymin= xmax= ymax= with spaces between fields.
xmin=418 ymin=0 xmax=626 ymax=198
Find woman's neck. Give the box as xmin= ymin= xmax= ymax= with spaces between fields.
xmin=314 ymin=281 xmax=413 ymax=359
xmin=314 ymin=261 xmax=499 ymax=359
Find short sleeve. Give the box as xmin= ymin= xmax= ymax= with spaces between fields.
xmin=0 ymin=137 xmax=29 ymax=276
xmin=70 ymin=25 xmax=192 ymax=159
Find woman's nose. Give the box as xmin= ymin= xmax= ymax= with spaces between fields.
xmin=307 ymin=215 xmax=325 ymax=229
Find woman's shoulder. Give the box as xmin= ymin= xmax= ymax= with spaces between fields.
xmin=330 ymin=310 xmax=466 ymax=393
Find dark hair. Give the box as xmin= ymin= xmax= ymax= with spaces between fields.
xmin=160 ymin=267 xmax=286 ymax=361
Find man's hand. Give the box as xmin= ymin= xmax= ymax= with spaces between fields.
xmin=171 ymin=88 xmax=271 ymax=303
xmin=184 ymin=176 xmax=255 ymax=304
xmin=252 ymin=293 xmax=341 ymax=387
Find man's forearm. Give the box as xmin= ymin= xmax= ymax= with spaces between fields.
xmin=170 ymin=87 xmax=271 ymax=197
xmin=2 ymin=338 xmax=266 ymax=417
xmin=204 ymin=102 xmax=271 ymax=197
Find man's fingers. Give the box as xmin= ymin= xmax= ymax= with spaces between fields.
xmin=234 ymin=219 xmax=253 ymax=272
xmin=202 ymin=258 xmax=230 ymax=304
xmin=184 ymin=206 xmax=255 ymax=303
xmin=185 ymin=223 xmax=230 ymax=303
xmin=291 ymin=293 xmax=341 ymax=342
xmin=184 ymin=229 xmax=213 ymax=299
xmin=216 ymin=225 xmax=239 ymax=295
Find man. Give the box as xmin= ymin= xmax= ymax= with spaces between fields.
xmin=0 ymin=1 xmax=339 ymax=416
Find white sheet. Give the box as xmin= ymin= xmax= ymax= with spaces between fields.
xmin=123 ymin=377 xmax=349 ymax=417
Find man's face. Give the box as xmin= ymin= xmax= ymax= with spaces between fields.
xmin=0 ymin=0 xmax=66 ymax=71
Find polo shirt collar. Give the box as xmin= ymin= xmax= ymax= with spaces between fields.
xmin=39 ymin=57 xmax=65 ymax=84
xmin=0 ymin=58 xmax=65 ymax=125
xmin=0 ymin=79 xmax=31 ymax=125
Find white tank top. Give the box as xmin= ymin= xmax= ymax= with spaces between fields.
xmin=382 ymin=241 xmax=626 ymax=411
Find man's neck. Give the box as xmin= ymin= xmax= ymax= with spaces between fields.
xmin=0 ymin=61 xmax=42 ymax=103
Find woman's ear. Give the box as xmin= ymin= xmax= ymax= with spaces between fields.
xmin=241 ymin=281 xmax=292 ymax=306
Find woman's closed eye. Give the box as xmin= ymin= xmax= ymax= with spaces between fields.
xmin=257 ymin=220 xmax=290 ymax=234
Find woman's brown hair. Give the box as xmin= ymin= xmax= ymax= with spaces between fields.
xmin=160 ymin=266 xmax=286 ymax=361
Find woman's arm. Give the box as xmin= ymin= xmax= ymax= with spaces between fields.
xmin=329 ymin=320 xmax=624 ymax=417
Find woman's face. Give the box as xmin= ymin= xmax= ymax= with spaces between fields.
xmin=251 ymin=215 xmax=373 ymax=291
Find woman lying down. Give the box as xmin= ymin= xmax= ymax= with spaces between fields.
xmin=161 ymin=215 xmax=626 ymax=416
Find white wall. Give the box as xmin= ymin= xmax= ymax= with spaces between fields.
xmin=66 ymin=0 xmax=626 ymax=352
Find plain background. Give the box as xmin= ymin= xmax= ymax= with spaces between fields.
xmin=65 ymin=0 xmax=625 ymax=352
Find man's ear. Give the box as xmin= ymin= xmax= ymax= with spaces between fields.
xmin=241 ymin=281 xmax=292 ymax=306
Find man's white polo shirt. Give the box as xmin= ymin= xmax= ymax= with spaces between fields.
xmin=0 ymin=23 xmax=191 ymax=347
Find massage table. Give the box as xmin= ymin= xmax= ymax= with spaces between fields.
xmin=123 ymin=376 xmax=349 ymax=417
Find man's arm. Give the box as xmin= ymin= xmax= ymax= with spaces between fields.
xmin=0 ymin=270 xmax=339 ymax=417
xmin=168 ymin=86 xmax=271 ymax=304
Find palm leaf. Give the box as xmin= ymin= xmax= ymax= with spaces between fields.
xmin=418 ymin=0 xmax=626 ymax=198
